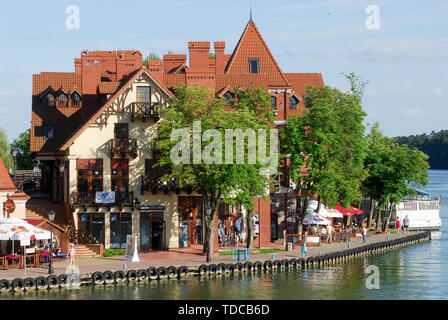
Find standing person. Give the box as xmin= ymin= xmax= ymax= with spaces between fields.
xmin=403 ymin=215 xmax=410 ymax=231
xmin=68 ymin=243 xmax=76 ymax=273
xmin=362 ymin=226 xmax=367 ymax=243
xmin=326 ymin=224 xmax=332 ymax=244
xmin=396 ymin=218 xmax=401 ymax=234
xmin=311 ymin=224 xmax=316 ymax=235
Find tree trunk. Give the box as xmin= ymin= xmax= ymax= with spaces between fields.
xmin=375 ymin=205 xmax=382 ymax=231
xmin=202 ymin=194 xmax=220 ymax=258
xmin=316 ymin=195 xmax=321 ymax=213
xmin=367 ymin=198 xmax=375 ymax=228
xmin=246 ymin=208 xmax=253 ymax=249
xmin=382 ymin=202 xmax=393 ymax=232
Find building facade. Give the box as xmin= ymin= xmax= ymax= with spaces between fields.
xmin=30 ymin=19 xmax=324 ymax=250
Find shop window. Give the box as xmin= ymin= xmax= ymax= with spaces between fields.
xmin=110 ymin=212 xmax=132 ymax=249
xmin=79 ymin=213 xmax=104 ymax=244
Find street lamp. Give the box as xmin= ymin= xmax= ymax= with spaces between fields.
xmin=205 ymin=205 xmax=211 ymax=262
xmin=10 ymin=147 xmax=17 ymax=176
xmin=48 ymin=209 xmax=56 ymax=274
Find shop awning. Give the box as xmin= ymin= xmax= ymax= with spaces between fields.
xmin=307 ymin=200 xmax=343 ymax=218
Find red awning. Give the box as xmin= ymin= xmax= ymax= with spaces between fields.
xmin=332 ymin=204 xmax=363 ymax=216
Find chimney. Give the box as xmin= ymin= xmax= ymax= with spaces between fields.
xmin=74 ymin=58 xmax=82 ymax=74
xmin=163 ymin=54 xmax=187 ymax=73
xmin=188 ymin=41 xmax=210 ymax=69
xmin=214 ymin=42 xmax=225 ymax=74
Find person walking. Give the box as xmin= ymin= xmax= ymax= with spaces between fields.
xmin=326 ymin=224 xmax=332 ymax=244
xmin=396 ymin=218 xmax=401 ymax=234
xmin=362 ymin=226 xmax=367 ymax=243
xmin=68 ymin=243 xmax=76 ymax=272
xmin=403 ymin=215 xmax=410 ymax=231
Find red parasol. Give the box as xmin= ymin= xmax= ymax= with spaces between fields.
xmin=332 ymin=204 xmax=363 ymax=216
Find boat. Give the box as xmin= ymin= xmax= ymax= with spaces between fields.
xmin=392 ymin=190 xmax=442 ymax=230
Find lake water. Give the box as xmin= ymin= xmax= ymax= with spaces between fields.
xmin=8 ymin=170 xmax=448 ymax=300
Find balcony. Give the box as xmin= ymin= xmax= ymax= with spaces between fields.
xmin=141 ymin=175 xmax=193 ymax=195
xmin=130 ymin=102 xmax=160 ymax=122
xmin=70 ymin=191 xmax=134 ymax=209
xmin=110 ymin=138 xmax=137 ymax=159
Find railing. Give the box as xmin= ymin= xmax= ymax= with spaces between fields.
xmin=77 ymin=231 xmax=104 ymax=245
xmin=70 ymin=191 xmax=134 ymax=208
xmin=130 ymin=102 xmax=160 ymax=122
xmin=10 ymin=170 xmax=42 ymax=193
xmin=397 ymin=200 xmax=440 ymax=211
xmin=285 ymin=234 xmax=304 ymax=246
xmin=330 ymin=231 xmax=351 ymax=243
xmin=141 ymin=175 xmax=193 ymax=195
xmin=110 ymin=138 xmax=138 ymax=158
xmin=0 ymin=252 xmax=61 ymax=270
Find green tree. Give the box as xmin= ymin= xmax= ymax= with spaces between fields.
xmin=157 ymin=84 xmax=277 ymax=257
xmin=143 ymin=52 xmax=161 ymax=68
xmin=10 ymin=129 xmax=34 ymax=170
xmin=0 ymin=128 xmax=13 ymax=169
xmin=282 ymin=74 xmax=367 ymax=229
xmin=363 ymin=124 xmax=430 ymax=231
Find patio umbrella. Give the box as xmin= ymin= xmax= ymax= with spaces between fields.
xmin=303 ymin=210 xmax=331 ymax=225
xmin=332 ymin=204 xmax=363 ymax=216
xmin=307 ymin=200 xmax=343 ymax=218
xmin=0 ymin=217 xmax=52 ymax=241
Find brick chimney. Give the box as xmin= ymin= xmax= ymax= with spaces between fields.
xmin=163 ymin=54 xmax=187 ymax=74
xmin=188 ymin=41 xmax=210 ymax=69
xmin=214 ymin=42 xmax=226 ymax=74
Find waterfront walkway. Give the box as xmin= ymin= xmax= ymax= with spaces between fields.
xmin=0 ymin=231 xmax=415 ymax=280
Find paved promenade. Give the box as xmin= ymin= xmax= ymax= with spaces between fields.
xmin=0 ymin=231 xmax=415 ymax=280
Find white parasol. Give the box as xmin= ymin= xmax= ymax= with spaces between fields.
xmin=303 ymin=211 xmax=331 ymax=225
xmin=307 ymin=200 xmax=343 ymax=218
xmin=0 ymin=217 xmax=52 ymax=241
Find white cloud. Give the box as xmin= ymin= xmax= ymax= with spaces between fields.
xmin=402 ymin=109 xmax=432 ymax=117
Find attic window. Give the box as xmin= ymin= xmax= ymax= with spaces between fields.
xmin=46 ymin=93 xmax=55 ymax=106
xmin=290 ymin=96 xmax=299 ymax=110
xmin=224 ymin=90 xmax=233 ymax=103
xmin=44 ymin=125 xmax=55 ymax=140
xmin=249 ymin=58 xmax=259 ymax=74
xmin=72 ymin=92 xmax=81 ymax=106
xmin=58 ymin=93 xmax=68 ymax=106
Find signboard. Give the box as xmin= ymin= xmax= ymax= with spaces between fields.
xmin=4 ymin=199 xmax=15 ymax=214
xmin=139 ymin=205 xmax=165 ymax=211
xmin=124 ymin=235 xmax=139 ymax=262
xmin=20 ymin=239 xmax=30 ymax=246
xmin=95 ymin=192 xmax=115 ymax=204
xmin=306 ymin=236 xmax=320 ymax=244
xmin=26 ymin=248 xmax=35 ymax=254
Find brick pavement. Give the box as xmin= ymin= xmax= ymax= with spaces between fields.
xmin=0 ymin=231 xmax=415 ymax=280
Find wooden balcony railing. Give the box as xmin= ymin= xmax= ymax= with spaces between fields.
xmin=70 ymin=191 xmax=134 ymax=209
xmin=141 ymin=175 xmax=193 ymax=195
xmin=130 ymin=102 xmax=160 ymax=122
xmin=110 ymin=138 xmax=138 ymax=159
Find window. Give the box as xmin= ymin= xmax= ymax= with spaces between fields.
xmin=43 ymin=125 xmax=54 ymax=140
xmin=110 ymin=212 xmax=132 ymax=249
xmin=114 ymin=123 xmax=129 ymax=140
xmin=137 ymin=86 xmax=151 ymax=103
xmin=58 ymin=93 xmax=67 ymax=106
xmin=271 ymin=96 xmax=277 ymax=109
xmin=111 ymin=159 xmax=129 ymax=196
xmin=249 ymin=58 xmax=259 ymax=74
xmin=76 ymin=159 xmax=103 ymax=194
xmin=224 ymin=91 xmax=233 ymax=104
xmin=46 ymin=93 xmax=55 ymax=106
xmin=71 ymin=92 xmax=81 ymax=106
xmin=290 ymin=96 xmax=299 ymax=110
xmin=79 ymin=213 xmax=104 ymax=244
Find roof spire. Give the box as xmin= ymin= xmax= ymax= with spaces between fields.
xmin=249 ymin=5 xmax=253 ymax=23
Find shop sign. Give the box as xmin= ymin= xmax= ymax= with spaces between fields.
xmin=95 ymin=192 xmax=115 ymax=204
xmin=4 ymin=199 xmax=15 ymax=214
xmin=124 ymin=235 xmax=139 ymax=262
xmin=20 ymin=239 xmax=30 ymax=246
xmin=139 ymin=205 xmax=165 ymax=211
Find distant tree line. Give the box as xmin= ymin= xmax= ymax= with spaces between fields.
xmin=395 ymin=130 xmax=448 ymax=169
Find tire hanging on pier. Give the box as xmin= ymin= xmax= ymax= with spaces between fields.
xmin=35 ymin=277 xmax=48 ymax=290
xmin=11 ymin=278 xmax=25 ymax=292
xmin=167 ymin=266 xmax=177 ymax=278
xmin=243 ymin=261 xmax=253 ymax=271
xmin=147 ymin=267 xmax=159 ymax=280
xmin=217 ymin=263 xmax=228 ymax=274
xmin=103 ymin=270 xmax=115 ymax=284
xmin=226 ymin=263 xmax=236 ymax=273
xmin=198 ymin=264 xmax=209 ymax=277
xmin=23 ymin=277 xmax=36 ymax=290
xmin=281 ymin=259 xmax=290 ymax=268
xmin=158 ymin=266 xmax=168 ymax=279
xmin=289 ymin=258 xmax=298 ymax=269
xmin=92 ymin=271 xmax=105 ymax=285
xmin=114 ymin=270 xmax=125 ymax=282
xmin=234 ymin=262 xmax=244 ymax=272
xmin=0 ymin=279 xmax=10 ymax=292
xmin=208 ymin=264 xmax=218 ymax=275
xmin=297 ymin=258 xmax=306 ymax=268
xmin=136 ymin=269 xmax=148 ymax=281
xmin=263 ymin=260 xmax=273 ymax=270
xmin=253 ymin=261 xmax=264 ymax=271
xmin=49 ymin=274 xmax=61 ymax=289
xmin=177 ymin=266 xmax=189 ymax=278
xmin=126 ymin=270 xmax=138 ymax=282
xmin=306 ymin=257 xmax=315 ymax=267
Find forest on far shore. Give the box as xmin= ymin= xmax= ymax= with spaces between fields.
xmin=395 ymin=129 xmax=448 ymax=169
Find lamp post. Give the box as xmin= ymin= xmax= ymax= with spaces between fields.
xmin=58 ymin=161 xmax=65 ymax=203
xmin=205 ymin=205 xmax=211 ymax=262
xmin=10 ymin=147 xmax=17 ymax=177
xmin=48 ymin=209 xmax=56 ymax=274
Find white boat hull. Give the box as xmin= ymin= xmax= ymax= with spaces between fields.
xmin=395 ymin=200 xmax=442 ymax=231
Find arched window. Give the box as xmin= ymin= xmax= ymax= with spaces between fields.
xmin=46 ymin=93 xmax=55 ymax=106
xmin=290 ymin=96 xmax=299 ymax=110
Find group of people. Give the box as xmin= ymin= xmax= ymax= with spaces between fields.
xmin=395 ymin=215 xmax=410 ymax=233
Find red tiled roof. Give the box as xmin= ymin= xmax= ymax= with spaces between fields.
xmin=225 ymin=22 xmax=291 ymax=88
xmin=163 ymin=54 xmax=187 ymax=60
xmin=163 ymin=74 xmax=186 ymax=88
xmin=284 ymin=73 xmax=325 ymax=99
xmin=98 ymin=82 xmax=121 ymax=94
xmin=216 ymin=74 xmax=268 ymax=92
xmin=32 ymin=73 xmax=81 ymax=95
xmin=186 ymin=68 xmax=214 ymax=74
xmin=0 ymin=157 xmax=16 ymax=191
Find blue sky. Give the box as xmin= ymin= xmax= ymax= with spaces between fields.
xmin=0 ymin=0 xmax=447 ymax=142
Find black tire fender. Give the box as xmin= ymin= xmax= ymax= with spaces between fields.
xmin=158 ymin=266 xmax=168 ymax=279
xmin=147 ymin=267 xmax=159 ymax=280
xmin=92 ymin=271 xmax=105 ymax=285
xmin=103 ymin=270 xmax=115 ymax=283
xmin=11 ymin=278 xmax=25 ymax=292
xmin=126 ymin=270 xmax=137 ymax=282
xmin=167 ymin=266 xmax=177 ymax=278
xmin=137 ymin=269 xmax=148 ymax=281
xmin=24 ymin=277 xmax=36 ymax=291
xmin=114 ymin=270 xmax=125 ymax=282
xmin=35 ymin=277 xmax=48 ymax=290
xmin=177 ymin=266 xmax=189 ymax=278
xmin=0 ymin=279 xmax=10 ymax=292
